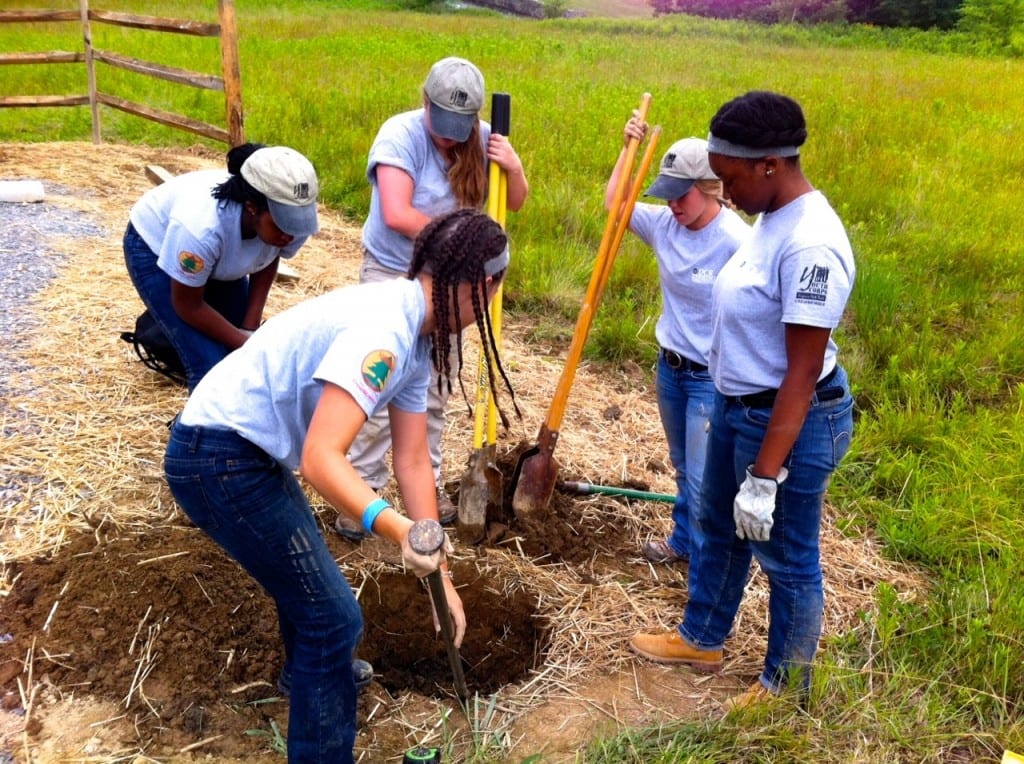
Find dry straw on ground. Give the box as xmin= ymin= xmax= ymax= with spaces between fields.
xmin=0 ymin=141 xmax=922 ymax=762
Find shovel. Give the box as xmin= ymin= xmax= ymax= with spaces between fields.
xmin=457 ymin=92 xmax=510 ymax=544
xmin=511 ymin=93 xmax=660 ymax=519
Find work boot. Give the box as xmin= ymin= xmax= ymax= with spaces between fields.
xmin=642 ymin=538 xmax=688 ymax=565
xmin=629 ymin=630 xmax=723 ymax=673
xmin=436 ymin=487 xmax=457 ymax=526
xmin=277 ymin=658 xmax=374 ymax=697
xmin=334 ymin=513 xmax=368 ymax=541
xmin=722 ymin=681 xmax=777 ymax=713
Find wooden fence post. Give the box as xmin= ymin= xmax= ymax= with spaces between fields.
xmin=218 ymin=0 xmax=244 ymax=147
xmin=79 ymin=0 xmax=100 ymax=143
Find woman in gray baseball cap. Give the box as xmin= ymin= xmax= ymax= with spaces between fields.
xmin=605 ymin=116 xmax=750 ymax=568
xmin=123 ymin=142 xmax=318 ymax=391
xmin=341 ymin=56 xmax=530 ymax=536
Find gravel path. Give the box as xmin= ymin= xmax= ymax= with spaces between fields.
xmin=0 ymin=192 xmax=103 ymax=395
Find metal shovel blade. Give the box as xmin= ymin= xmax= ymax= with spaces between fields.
xmin=457 ymin=449 xmax=489 ymax=544
xmin=510 ymin=424 xmax=561 ymax=518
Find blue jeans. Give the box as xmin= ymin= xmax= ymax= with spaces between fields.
xmin=165 ymin=422 xmax=363 ymax=763
xmin=124 ymin=222 xmax=248 ymax=391
xmin=680 ymin=366 xmax=854 ymax=693
xmin=655 ymin=355 xmax=715 ymax=559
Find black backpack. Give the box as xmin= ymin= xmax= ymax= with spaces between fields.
xmin=120 ymin=310 xmax=187 ymax=386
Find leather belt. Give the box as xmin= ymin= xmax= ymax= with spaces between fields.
xmin=661 ymin=348 xmax=707 ymax=373
xmin=729 ymin=367 xmax=841 ymax=408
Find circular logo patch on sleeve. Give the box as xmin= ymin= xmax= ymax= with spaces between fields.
xmin=361 ymin=350 xmax=396 ymax=392
xmin=178 ymin=251 xmax=206 ymax=274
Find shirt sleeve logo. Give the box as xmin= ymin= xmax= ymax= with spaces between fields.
xmin=361 ymin=350 xmax=396 ymax=393
xmin=796 ymin=264 xmax=829 ymax=304
xmin=178 ymin=251 xmax=205 ymax=274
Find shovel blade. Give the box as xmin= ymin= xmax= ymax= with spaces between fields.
xmin=510 ymin=426 xmax=561 ymax=518
xmin=457 ymin=451 xmax=490 ymax=544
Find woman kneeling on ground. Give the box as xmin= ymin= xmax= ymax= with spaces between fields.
xmin=164 ymin=209 xmax=515 ymax=762
xmin=124 ymin=143 xmax=318 ymax=391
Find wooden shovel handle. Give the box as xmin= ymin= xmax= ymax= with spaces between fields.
xmin=543 ymin=92 xmax=652 ymax=431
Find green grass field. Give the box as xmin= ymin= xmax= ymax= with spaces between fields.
xmin=2 ymin=1 xmax=1023 ymax=761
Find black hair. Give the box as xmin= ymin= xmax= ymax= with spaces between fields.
xmin=709 ymin=91 xmax=807 ymax=151
xmin=409 ymin=208 xmax=519 ymax=428
xmin=210 ymin=141 xmax=269 ymax=209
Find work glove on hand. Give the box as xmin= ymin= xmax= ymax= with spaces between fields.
xmin=734 ymin=466 xmax=788 ymax=542
xmin=400 ymin=528 xmax=454 ymax=579
xmin=427 ymin=576 xmax=467 ymax=648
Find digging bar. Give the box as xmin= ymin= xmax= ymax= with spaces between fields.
xmin=510 ymin=94 xmax=658 ymax=519
xmin=408 ymin=519 xmax=469 ymax=701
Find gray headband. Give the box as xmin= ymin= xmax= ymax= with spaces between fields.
xmin=484 ymin=244 xmax=510 ymax=277
xmin=707 ymin=134 xmax=800 ymax=159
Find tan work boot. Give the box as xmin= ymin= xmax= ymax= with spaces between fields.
xmin=629 ymin=630 xmax=723 ymax=673
xmin=722 ymin=681 xmax=777 ymax=713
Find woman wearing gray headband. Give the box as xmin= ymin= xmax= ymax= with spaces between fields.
xmin=631 ymin=91 xmax=856 ymax=713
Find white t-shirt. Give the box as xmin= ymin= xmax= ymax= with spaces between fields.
xmin=709 ymin=191 xmax=855 ymax=396
xmin=129 ymin=169 xmax=306 ymax=285
xmin=180 ymin=278 xmax=432 ymax=470
xmin=360 ymin=109 xmax=491 ymax=272
xmin=629 ymin=203 xmax=750 ymax=364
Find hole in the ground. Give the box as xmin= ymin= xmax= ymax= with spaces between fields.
xmin=357 ymin=564 xmax=544 ymax=697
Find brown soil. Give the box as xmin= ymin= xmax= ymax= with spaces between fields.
xmin=0 ymin=141 xmax=918 ymax=763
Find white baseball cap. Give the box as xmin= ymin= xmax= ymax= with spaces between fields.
xmin=240 ymin=146 xmax=319 ymax=237
xmin=423 ymin=57 xmax=484 ymax=142
xmin=644 ymin=138 xmax=717 ymax=201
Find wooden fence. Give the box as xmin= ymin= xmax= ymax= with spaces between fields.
xmin=0 ymin=1 xmax=243 ymax=146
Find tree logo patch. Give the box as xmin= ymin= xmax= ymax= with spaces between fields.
xmin=178 ymin=251 xmax=205 ymax=274
xmin=362 ymin=350 xmax=395 ymax=392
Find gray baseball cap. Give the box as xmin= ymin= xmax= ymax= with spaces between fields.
xmin=241 ymin=146 xmax=319 ymax=237
xmin=424 ymin=57 xmax=484 ymax=142
xmin=644 ymin=138 xmax=717 ymax=201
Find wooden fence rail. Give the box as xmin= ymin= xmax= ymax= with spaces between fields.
xmin=0 ymin=1 xmax=243 ymax=146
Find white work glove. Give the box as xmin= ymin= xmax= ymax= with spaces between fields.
xmin=734 ymin=466 xmax=788 ymax=542
xmin=400 ymin=528 xmax=454 ymax=579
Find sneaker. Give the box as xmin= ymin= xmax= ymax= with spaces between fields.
xmin=642 ymin=538 xmax=688 ymax=564
xmin=277 ymin=658 xmax=374 ymax=697
xmin=436 ymin=487 xmax=457 ymax=526
xmin=722 ymin=681 xmax=776 ymax=713
xmin=334 ymin=513 xmax=368 ymax=541
xmin=629 ymin=630 xmax=723 ymax=673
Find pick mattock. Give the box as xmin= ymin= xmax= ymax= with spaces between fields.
xmin=457 ymin=92 xmax=510 ymax=544
xmin=511 ymin=93 xmax=661 ymax=519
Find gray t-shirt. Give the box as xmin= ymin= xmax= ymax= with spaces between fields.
xmin=129 ymin=169 xmax=305 ymax=285
xmin=709 ymin=191 xmax=855 ymax=396
xmin=629 ymin=203 xmax=750 ymax=364
xmin=360 ymin=108 xmax=491 ymax=272
xmin=180 ymin=278 xmax=432 ymax=470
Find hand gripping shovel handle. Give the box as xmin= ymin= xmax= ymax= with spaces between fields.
xmin=408 ymin=519 xmax=469 ymax=700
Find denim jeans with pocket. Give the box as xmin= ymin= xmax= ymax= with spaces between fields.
xmin=655 ymin=355 xmax=716 ymax=559
xmin=165 ymin=421 xmax=363 ymax=763
xmin=124 ymin=222 xmax=249 ymax=391
xmin=680 ymin=365 xmax=854 ymax=692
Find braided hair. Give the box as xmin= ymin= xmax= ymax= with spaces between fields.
xmin=409 ymin=208 xmax=519 ymax=428
xmin=709 ymin=91 xmax=807 ymax=161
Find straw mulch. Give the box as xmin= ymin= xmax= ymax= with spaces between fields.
xmin=0 ymin=141 xmax=923 ymax=763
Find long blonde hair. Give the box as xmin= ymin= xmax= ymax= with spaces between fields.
xmin=444 ymin=119 xmax=487 ymax=210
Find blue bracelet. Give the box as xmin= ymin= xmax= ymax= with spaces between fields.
xmin=361 ymin=497 xmax=391 ymax=535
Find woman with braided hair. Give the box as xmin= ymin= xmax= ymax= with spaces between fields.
xmin=340 ymin=56 xmax=529 ymax=536
xmin=164 ymin=208 xmax=515 ymax=762
xmin=630 ymin=91 xmax=855 ymax=712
